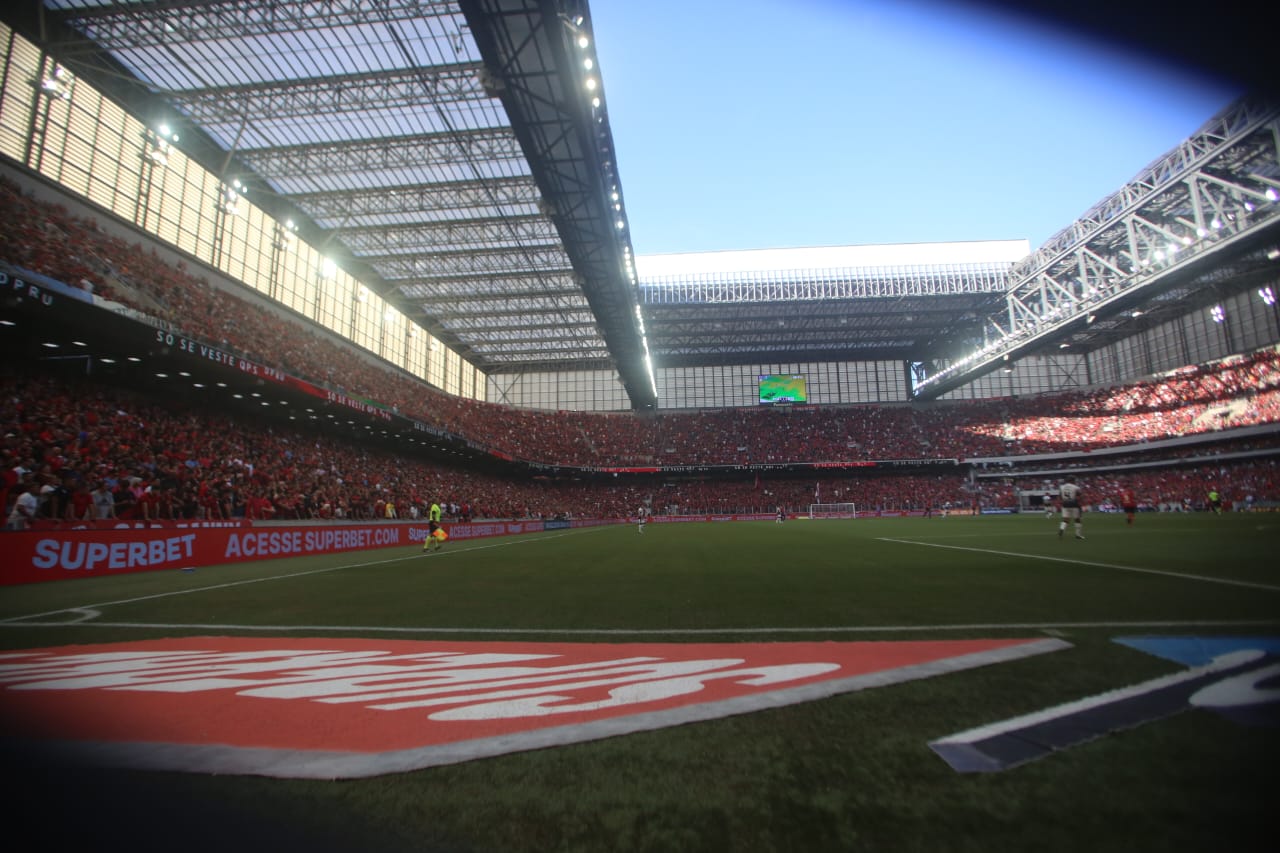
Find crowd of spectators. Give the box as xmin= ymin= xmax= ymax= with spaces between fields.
xmin=3 ymin=174 xmax=1280 ymax=527
xmin=0 ymin=372 xmax=654 ymax=526
xmin=1008 ymin=459 xmax=1278 ymax=513
xmin=4 ymin=370 xmax=1277 ymax=529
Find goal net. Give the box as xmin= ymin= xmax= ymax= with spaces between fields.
xmin=809 ymin=502 xmax=857 ymax=519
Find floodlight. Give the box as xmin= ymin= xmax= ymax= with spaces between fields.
xmin=39 ymin=65 xmax=72 ymax=100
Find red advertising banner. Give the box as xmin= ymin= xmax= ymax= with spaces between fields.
xmin=1 ymin=524 xmax=406 ymax=585
xmin=0 ymin=520 xmax=561 ymax=586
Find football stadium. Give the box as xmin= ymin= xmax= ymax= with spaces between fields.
xmin=1 ymin=2 xmax=1277 ymax=851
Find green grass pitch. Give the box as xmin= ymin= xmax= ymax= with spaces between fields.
xmin=2 ymin=512 xmax=1277 ymax=852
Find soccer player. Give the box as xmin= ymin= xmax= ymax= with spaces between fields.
xmin=776 ymin=505 xmax=785 ymax=524
xmin=1058 ymin=477 xmax=1084 ymax=540
xmin=637 ymin=505 xmax=647 ymax=534
xmin=1119 ymin=485 xmax=1137 ymax=526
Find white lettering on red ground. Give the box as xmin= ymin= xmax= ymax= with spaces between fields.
xmin=0 ymin=637 xmax=1068 ymax=778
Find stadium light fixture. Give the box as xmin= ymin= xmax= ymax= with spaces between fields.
xmin=1210 ymin=304 xmax=1226 ymax=323
xmin=1260 ymin=286 xmax=1276 ymax=306
xmin=39 ymin=65 xmax=72 ymax=101
xmin=219 ymin=184 xmax=240 ymax=215
xmin=144 ymin=136 xmax=171 ymax=166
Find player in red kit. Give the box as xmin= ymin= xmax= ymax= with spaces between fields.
xmin=1119 ymin=487 xmax=1137 ymax=526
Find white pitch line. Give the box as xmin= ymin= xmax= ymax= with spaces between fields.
xmin=2 ymin=618 xmax=1275 ymax=635
xmin=0 ymin=528 xmax=601 ymax=625
xmin=878 ymin=537 xmax=1280 ymax=592
xmin=907 ymin=529 xmax=1213 ymax=540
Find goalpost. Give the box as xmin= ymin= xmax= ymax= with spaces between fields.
xmin=808 ymin=502 xmax=857 ymax=519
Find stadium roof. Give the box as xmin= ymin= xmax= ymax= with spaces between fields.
xmin=5 ymin=1 xmax=1278 ymax=407
xmin=637 ymin=242 xmax=1029 ymax=368
xmin=0 ymin=2 xmax=1048 ymax=394
xmin=11 ymin=0 xmax=658 ymax=404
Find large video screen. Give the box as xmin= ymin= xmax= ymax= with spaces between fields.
xmin=758 ymin=374 xmax=807 ymax=404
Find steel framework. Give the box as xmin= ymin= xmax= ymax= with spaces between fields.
xmin=914 ymin=98 xmax=1280 ymax=398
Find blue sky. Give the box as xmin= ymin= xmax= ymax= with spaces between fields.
xmin=588 ymin=0 xmax=1239 ymax=257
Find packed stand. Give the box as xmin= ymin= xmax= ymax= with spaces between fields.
xmin=3 ymin=176 xmax=1280 ymax=472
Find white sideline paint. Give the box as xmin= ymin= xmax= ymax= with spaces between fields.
xmin=878 ymin=538 xmax=1280 ymax=592
xmin=2 ymin=618 xmax=1274 ymax=635
xmin=932 ymin=649 xmax=1265 ymax=744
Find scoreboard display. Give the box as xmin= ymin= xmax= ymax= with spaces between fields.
xmin=758 ymin=374 xmax=807 ymax=404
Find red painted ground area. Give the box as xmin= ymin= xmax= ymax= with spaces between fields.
xmin=0 ymin=637 xmax=1049 ymax=753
